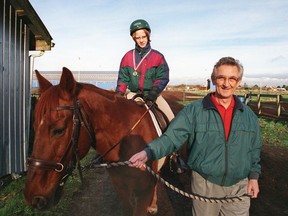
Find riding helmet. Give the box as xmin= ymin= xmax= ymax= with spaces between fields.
xmin=130 ymin=19 xmax=151 ymax=35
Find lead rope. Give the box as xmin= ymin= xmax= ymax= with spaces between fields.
xmin=91 ymin=161 xmax=251 ymax=203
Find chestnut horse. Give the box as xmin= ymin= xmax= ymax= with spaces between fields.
xmin=24 ymin=67 xmax=169 ymax=216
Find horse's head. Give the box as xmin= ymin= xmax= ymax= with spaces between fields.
xmin=24 ymin=67 xmax=92 ymax=210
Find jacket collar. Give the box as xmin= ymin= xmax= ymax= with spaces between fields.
xmin=135 ymin=43 xmax=151 ymax=58
xmin=203 ymin=93 xmax=244 ymax=111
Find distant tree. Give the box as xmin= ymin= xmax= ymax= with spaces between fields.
xmin=251 ymin=85 xmax=259 ymax=90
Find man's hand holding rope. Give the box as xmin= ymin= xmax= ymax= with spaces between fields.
xmin=247 ymin=179 xmax=260 ymax=198
xmin=129 ymin=150 xmax=148 ymax=168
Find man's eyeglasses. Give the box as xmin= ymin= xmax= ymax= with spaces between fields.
xmin=215 ymin=75 xmax=239 ymax=85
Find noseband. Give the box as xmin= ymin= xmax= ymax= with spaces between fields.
xmin=27 ymin=98 xmax=96 ymax=184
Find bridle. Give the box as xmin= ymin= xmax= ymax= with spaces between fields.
xmin=27 ymin=95 xmax=152 ymax=186
xmin=27 ymin=93 xmax=153 ymax=186
xmin=26 ymin=98 xmax=96 ymax=185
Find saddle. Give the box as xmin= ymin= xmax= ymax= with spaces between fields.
xmin=149 ymin=106 xmax=187 ymax=174
xmin=169 ymin=152 xmax=188 ymax=174
xmin=131 ymin=94 xmax=169 ymax=133
xmin=147 ymin=101 xmax=169 ymax=133
xmin=132 ymin=94 xmax=187 ymax=174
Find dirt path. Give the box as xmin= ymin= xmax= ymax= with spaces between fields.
xmin=67 ymin=164 xmax=191 ymax=216
xmin=67 ymin=145 xmax=288 ymax=216
xmin=67 ymin=168 xmax=122 ymax=216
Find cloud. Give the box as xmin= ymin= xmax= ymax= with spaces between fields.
xmin=242 ymin=77 xmax=288 ymax=87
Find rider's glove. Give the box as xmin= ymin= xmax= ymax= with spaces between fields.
xmin=144 ymin=86 xmax=161 ymax=103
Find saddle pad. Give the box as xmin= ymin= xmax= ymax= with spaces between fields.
xmin=145 ymin=104 xmax=165 ymax=171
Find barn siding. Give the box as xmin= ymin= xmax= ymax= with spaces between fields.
xmin=0 ymin=0 xmax=49 ymax=178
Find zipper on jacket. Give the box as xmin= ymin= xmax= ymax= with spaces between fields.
xmin=215 ymin=108 xmax=228 ymax=186
xmin=220 ymin=109 xmax=237 ymax=185
xmin=221 ymin=140 xmax=228 ymax=186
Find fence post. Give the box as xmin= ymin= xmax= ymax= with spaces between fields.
xmin=277 ymin=95 xmax=281 ymax=117
xmin=257 ymin=94 xmax=261 ymax=114
xmin=244 ymin=93 xmax=250 ymax=105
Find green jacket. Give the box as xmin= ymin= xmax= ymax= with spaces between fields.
xmin=116 ymin=44 xmax=169 ymax=95
xmin=146 ymin=93 xmax=262 ymax=186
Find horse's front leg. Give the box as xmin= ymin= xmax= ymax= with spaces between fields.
xmin=132 ymin=168 xmax=158 ymax=216
xmin=133 ymin=184 xmax=156 ymax=216
xmin=147 ymin=184 xmax=158 ymax=215
xmin=107 ymin=163 xmax=157 ymax=216
xmin=146 ymin=158 xmax=166 ymax=214
xmin=107 ymin=168 xmax=133 ymax=215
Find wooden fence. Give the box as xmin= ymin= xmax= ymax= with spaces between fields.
xmin=183 ymin=91 xmax=288 ymax=119
xmin=245 ymin=93 xmax=288 ymax=118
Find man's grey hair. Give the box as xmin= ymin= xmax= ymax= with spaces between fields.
xmin=211 ymin=57 xmax=244 ymax=80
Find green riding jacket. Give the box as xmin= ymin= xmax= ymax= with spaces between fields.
xmin=145 ymin=93 xmax=262 ymax=186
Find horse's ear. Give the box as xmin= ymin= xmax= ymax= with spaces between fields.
xmin=35 ymin=70 xmax=53 ymax=94
xmin=59 ymin=67 xmax=77 ymax=96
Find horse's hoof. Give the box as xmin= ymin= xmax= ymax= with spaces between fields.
xmin=147 ymin=206 xmax=158 ymax=215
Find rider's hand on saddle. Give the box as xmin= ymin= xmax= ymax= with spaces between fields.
xmin=129 ymin=150 xmax=148 ymax=168
xmin=145 ymin=100 xmax=154 ymax=107
xmin=144 ymin=86 xmax=161 ymax=103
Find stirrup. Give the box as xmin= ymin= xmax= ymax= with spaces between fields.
xmin=169 ymin=153 xmax=187 ymax=174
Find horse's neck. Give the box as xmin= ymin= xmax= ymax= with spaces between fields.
xmin=80 ymin=89 xmax=141 ymax=151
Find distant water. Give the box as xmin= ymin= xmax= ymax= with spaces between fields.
xmin=94 ymin=82 xmax=116 ymax=90
xmin=32 ymin=80 xmax=117 ymax=90
xmin=32 ymin=71 xmax=118 ymax=90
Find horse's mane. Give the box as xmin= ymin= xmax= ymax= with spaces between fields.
xmin=34 ymin=83 xmax=120 ymax=127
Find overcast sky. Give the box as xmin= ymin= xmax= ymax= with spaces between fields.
xmin=29 ymin=0 xmax=288 ymax=86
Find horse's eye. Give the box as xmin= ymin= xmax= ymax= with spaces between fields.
xmin=52 ymin=128 xmax=65 ymax=137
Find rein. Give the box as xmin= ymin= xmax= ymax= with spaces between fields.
xmin=94 ymin=101 xmax=154 ymax=162
xmin=27 ymin=98 xmax=96 ymax=185
xmin=27 ymin=97 xmax=152 ymax=185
